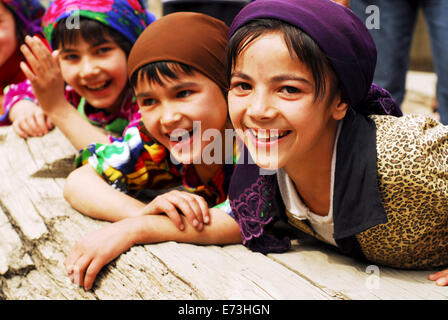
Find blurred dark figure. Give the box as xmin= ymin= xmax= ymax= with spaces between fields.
xmin=351 ymin=0 xmax=448 ymax=124
xmin=162 ymin=0 xmax=252 ymax=25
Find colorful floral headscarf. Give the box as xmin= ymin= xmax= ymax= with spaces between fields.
xmin=42 ymin=0 xmax=156 ymax=48
xmin=2 ymin=0 xmax=45 ymax=35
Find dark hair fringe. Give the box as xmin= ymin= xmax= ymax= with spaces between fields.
xmin=227 ymin=18 xmax=341 ymax=103
xmin=130 ymin=61 xmax=194 ymax=88
xmin=52 ymin=18 xmax=132 ymax=56
xmin=2 ymin=3 xmax=25 ymax=45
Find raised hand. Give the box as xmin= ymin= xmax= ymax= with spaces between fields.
xmin=19 ymin=36 xmax=67 ymax=113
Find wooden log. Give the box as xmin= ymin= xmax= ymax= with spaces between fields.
xmin=0 ymin=124 xmax=445 ymax=300
xmin=269 ymin=241 xmax=448 ymax=300
xmin=0 ymin=207 xmax=33 ymax=275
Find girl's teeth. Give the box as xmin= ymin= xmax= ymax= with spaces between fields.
xmin=250 ymin=129 xmax=289 ymax=140
xmin=87 ymin=81 xmax=108 ymax=90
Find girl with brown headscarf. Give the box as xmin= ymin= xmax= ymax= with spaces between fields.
xmin=63 ymin=12 xmax=241 ymax=291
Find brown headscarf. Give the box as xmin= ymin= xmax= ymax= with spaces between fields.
xmin=127 ymin=12 xmax=228 ymax=92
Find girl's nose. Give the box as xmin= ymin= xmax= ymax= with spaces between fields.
xmin=246 ymin=90 xmax=277 ymax=121
xmin=160 ymin=105 xmax=182 ymax=127
xmin=79 ymin=57 xmax=100 ymax=78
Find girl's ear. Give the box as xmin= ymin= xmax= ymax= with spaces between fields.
xmin=331 ymin=96 xmax=348 ymax=121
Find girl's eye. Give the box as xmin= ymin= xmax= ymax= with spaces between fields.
xmin=176 ymin=90 xmax=193 ymax=98
xmin=240 ymin=83 xmax=252 ymax=90
xmin=141 ymin=98 xmax=157 ymax=107
xmin=280 ymin=86 xmax=301 ymax=94
xmin=232 ymin=82 xmax=252 ymax=92
xmin=61 ymin=54 xmax=79 ymax=61
xmin=96 ymin=47 xmax=112 ymax=54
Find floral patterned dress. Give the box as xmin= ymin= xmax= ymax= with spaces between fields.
xmin=76 ymin=122 xmax=237 ymax=211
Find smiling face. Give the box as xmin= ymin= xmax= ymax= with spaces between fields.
xmin=228 ymin=31 xmax=347 ymax=171
xmin=134 ymin=67 xmax=229 ymax=165
xmin=0 ymin=3 xmax=18 ymax=68
xmin=57 ymin=35 xmax=128 ymax=113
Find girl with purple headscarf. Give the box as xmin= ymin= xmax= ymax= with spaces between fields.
xmin=0 ymin=0 xmax=45 ymax=117
xmin=225 ymin=0 xmax=448 ymax=286
xmin=2 ymin=0 xmax=155 ymax=151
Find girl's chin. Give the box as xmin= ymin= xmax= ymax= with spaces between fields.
xmin=253 ymin=158 xmax=282 ymax=171
xmin=246 ymin=144 xmax=284 ymax=170
xmin=85 ymin=98 xmax=118 ymax=110
xmin=83 ymin=90 xmax=123 ymax=110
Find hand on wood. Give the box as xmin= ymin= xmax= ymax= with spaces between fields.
xmin=64 ymin=219 xmax=136 ymax=291
xmin=19 ymin=36 xmax=66 ymax=115
xmin=428 ymin=269 xmax=448 ymax=286
xmin=139 ymin=190 xmax=210 ymax=232
xmin=11 ymin=100 xmax=54 ymax=138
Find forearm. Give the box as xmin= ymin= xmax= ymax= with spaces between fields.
xmin=128 ymin=208 xmax=242 ymax=246
xmin=47 ymin=103 xmax=110 ymax=150
xmin=64 ymin=206 xmax=242 ymax=291
xmin=64 ymin=164 xmax=146 ymax=221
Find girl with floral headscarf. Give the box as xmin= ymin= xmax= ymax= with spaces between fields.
xmin=2 ymin=0 xmax=155 ymax=151
xmin=0 ymin=0 xmax=45 ymax=118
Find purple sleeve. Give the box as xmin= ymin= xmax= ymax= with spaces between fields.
xmin=0 ymin=80 xmax=37 ymax=125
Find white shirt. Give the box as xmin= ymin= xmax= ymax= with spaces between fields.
xmin=276 ymin=121 xmax=343 ymax=247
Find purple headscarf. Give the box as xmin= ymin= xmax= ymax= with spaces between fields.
xmin=2 ymin=0 xmax=45 ymax=35
xmin=229 ymin=0 xmax=402 ymax=116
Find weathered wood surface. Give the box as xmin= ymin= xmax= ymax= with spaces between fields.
xmin=0 ymin=72 xmax=446 ymax=300
xmin=0 ymin=126 xmax=445 ymax=300
xmin=0 ymin=126 xmax=332 ymax=300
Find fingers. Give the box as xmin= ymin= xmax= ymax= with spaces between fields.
xmin=428 ymin=270 xmax=448 ymax=286
xmin=177 ymin=192 xmax=210 ymax=225
xmin=63 ymin=220 xmax=139 ymax=291
xmin=162 ymin=191 xmax=208 ymax=231
xmin=142 ymin=191 xmax=209 ymax=231
xmin=12 ymin=120 xmax=28 ymax=138
xmin=13 ymin=116 xmax=39 ymax=138
xmin=46 ymin=116 xmax=54 ymax=129
xmin=169 ymin=192 xmax=202 ymax=227
xmin=436 ymin=277 xmax=448 ymax=286
xmin=12 ymin=110 xmax=52 ymax=138
xmin=65 ymin=250 xmax=101 ymax=290
xmin=194 ymin=194 xmax=210 ymax=224
xmin=64 ymin=249 xmax=82 ymax=285
xmin=71 ymin=254 xmax=92 ymax=288
xmin=156 ymin=199 xmax=185 ymax=231
xmin=64 ymin=247 xmax=81 ymax=272
xmin=83 ymin=259 xmax=105 ymax=291
xmin=20 ymin=36 xmax=63 ymax=101
xmin=19 ymin=60 xmax=37 ymax=83
xmin=21 ymin=36 xmax=55 ymax=77
xmin=33 ymin=109 xmax=51 ymax=135
xmin=20 ymin=45 xmax=42 ymax=82
xmin=52 ymin=50 xmax=60 ymax=64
